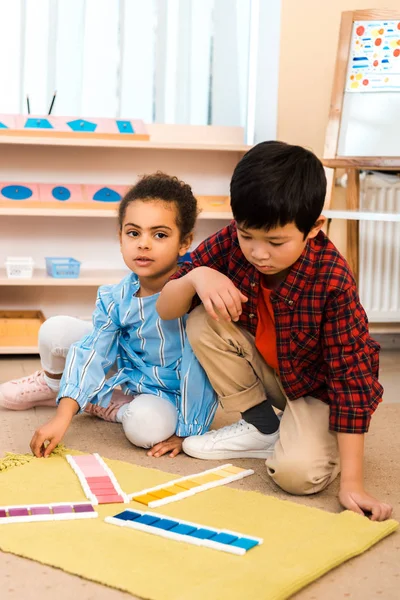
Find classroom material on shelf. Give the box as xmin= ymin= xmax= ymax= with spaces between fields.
xmin=105 ymin=508 xmax=262 ymax=556
xmin=45 ymin=257 xmax=81 ymax=279
xmin=0 ymin=310 xmax=45 ymax=354
xmin=129 ymin=463 xmax=254 ymax=507
xmin=5 ymin=256 xmax=34 ymax=278
xmin=0 ymin=502 xmax=97 ymax=524
xmin=0 ymin=181 xmax=231 ymax=218
xmin=323 ymin=9 xmax=400 ymax=281
xmin=0 ymin=114 xmax=149 ymax=141
xmin=66 ymin=453 xmax=130 ymax=505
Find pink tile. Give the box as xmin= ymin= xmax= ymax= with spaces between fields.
xmin=96 ymin=495 xmax=124 ymax=504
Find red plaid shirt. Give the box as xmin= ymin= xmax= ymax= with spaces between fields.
xmin=174 ymin=221 xmax=383 ymax=434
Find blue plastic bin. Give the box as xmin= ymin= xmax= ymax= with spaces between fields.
xmin=45 ymin=257 xmax=81 ymax=278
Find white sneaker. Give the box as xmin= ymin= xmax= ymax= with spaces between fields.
xmin=182 ymin=419 xmax=279 ymax=460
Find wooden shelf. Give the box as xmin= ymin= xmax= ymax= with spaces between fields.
xmin=0 ymin=345 xmax=39 ymax=354
xmin=0 ymin=269 xmax=129 ymax=286
xmin=0 ymin=134 xmax=250 ymax=153
xmin=0 ymin=206 xmax=233 ymax=219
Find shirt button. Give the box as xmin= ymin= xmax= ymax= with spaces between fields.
xmin=288 ymin=300 xmax=294 ymax=306
xmin=250 ymin=282 xmax=256 ymax=287
xmin=249 ymin=313 xmax=255 ymax=318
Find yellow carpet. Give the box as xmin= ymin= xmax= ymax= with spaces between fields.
xmin=0 ymin=449 xmax=397 ymax=600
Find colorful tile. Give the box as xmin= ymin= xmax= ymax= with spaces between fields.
xmin=152 ymin=519 xmax=178 ymax=531
xmin=163 ymin=485 xmax=188 ymax=495
xmin=170 ymin=523 xmax=197 ymax=536
xmin=173 ymin=480 xmax=198 ymax=490
xmin=135 ymin=514 xmax=161 ymax=526
xmin=147 ymin=488 xmax=175 ymax=499
xmin=96 ymin=495 xmax=124 ymax=504
xmin=191 ymin=473 xmax=224 ymax=484
xmin=133 ymin=493 xmax=160 ymax=506
xmin=212 ymin=532 xmax=238 ymax=545
xmin=231 ymin=538 xmax=259 ymax=550
xmin=73 ymin=504 xmax=95 ymax=513
xmin=190 ymin=528 xmax=217 ymax=540
xmin=30 ymin=507 xmax=52 ymax=515
xmin=114 ymin=510 xmax=142 ymax=521
xmin=52 ymin=505 xmax=73 ymax=514
xmin=8 ymin=508 xmax=29 ymax=517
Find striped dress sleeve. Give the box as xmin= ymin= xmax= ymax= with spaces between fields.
xmin=57 ymin=285 xmax=121 ymax=412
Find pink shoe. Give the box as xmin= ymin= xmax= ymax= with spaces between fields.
xmin=0 ymin=370 xmax=58 ymax=410
xmin=84 ymin=389 xmax=132 ymax=422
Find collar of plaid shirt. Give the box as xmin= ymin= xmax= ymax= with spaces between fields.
xmin=217 ymin=222 xmax=325 ymax=335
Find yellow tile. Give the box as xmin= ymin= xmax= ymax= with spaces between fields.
xmin=175 ymin=479 xmax=199 ymax=490
xmin=163 ymin=485 xmax=187 ymax=495
xmin=132 ymin=493 xmax=159 ymax=505
xmin=219 ymin=465 xmax=246 ymax=475
xmin=191 ymin=473 xmax=224 ymax=484
xmin=212 ymin=469 xmax=235 ymax=479
xmin=149 ymin=488 xmax=175 ymax=499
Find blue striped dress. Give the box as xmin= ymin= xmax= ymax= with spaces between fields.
xmin=58 ymin=273 xmax=218 ymax=436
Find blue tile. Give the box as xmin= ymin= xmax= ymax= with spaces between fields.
xmin=67 ymin=119 xmax=97 ymax=132
xmin=190 ymin=528 xmax=217 ymax=540
xmin=170 ymin=524 xmax=198 ymax=536
xmin=135 ymin=514 xmax=161 ymax=526
xmin=212 ymin=533 xmax=238 ymax=545
xmin=114 ymin=510 xmax=142 ymax=521
xmin=25 ymin=118 xmax=53 ymax=129
xmin=151 ymin=518 xmax=179 ymax=531
xmin=231 ymin=537 xmax=259 ymax=551
xmin=116 ymin=120 xmax=134 ymax=134
xmin=92 ymin=187 xmax=121 ymax=203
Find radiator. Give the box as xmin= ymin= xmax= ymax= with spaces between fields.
xmin=359 ymin=173 xmax=400 ymax=322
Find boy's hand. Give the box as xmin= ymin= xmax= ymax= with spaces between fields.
xmin=30 ymin=415 xmax=71 ymax=458
xmin=147 ymin=435 xmax=184 ymax=458
xmin=189 ymin=267 xmax=248 ymax=322
xmin=339 ymin=487 xmax=393 ymax=521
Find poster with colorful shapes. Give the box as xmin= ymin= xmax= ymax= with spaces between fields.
xmin=346 ymin=20 xmax=400 ymax=91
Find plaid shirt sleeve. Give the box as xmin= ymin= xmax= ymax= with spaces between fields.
xmin=170 ymin=224 xmax=233 ymax=309
xmin=322 ymin=284 xmax=382 ymax=434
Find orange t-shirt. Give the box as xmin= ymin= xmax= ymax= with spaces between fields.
xmin=255 ymin=277 xmax=279 ymax=371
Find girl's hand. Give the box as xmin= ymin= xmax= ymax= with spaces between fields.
xmin=30 ymin=415 xmax=71 ymax=458
xmin=147 ymin=435 xmax=184 ymax=458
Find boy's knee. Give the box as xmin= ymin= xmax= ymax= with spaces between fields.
xmin=122 ymin=395 xmax=177 ymax=449
xmin=186 ymin=306 xmax=209 ymax=349
xmin=266 ymin=455 xmax=339 ymax=496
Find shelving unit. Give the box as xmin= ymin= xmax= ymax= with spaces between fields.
xmin=0 ymin=123 xmax=248 ymax=353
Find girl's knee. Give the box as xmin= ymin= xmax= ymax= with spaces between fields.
xmin=39 ymin=316 xmax=90 ymax=354
xmin=122 ymin=394 xmax=178 ymax=448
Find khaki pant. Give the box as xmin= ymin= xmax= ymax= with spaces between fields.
xmin=186 ymin=306 xmax=340 ymax=495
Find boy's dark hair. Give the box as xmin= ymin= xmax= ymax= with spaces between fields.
xmin=118 ymin=172 xmax=198 ymax=240
xmin=230 ymin=141 xmax=327 ymax=236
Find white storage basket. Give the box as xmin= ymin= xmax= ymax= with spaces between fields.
xmin=5 ymin=257 xmax=35 ymax=279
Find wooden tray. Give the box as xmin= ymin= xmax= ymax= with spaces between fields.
xmin=0 ymin=310 xmax=45 ymax=354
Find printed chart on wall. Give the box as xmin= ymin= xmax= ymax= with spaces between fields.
xmin=346 ymin=20 xmax=400 ymax=92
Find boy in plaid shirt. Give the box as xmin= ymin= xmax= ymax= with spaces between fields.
xmin=157 ymin=141 xmax=392 ymax=521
